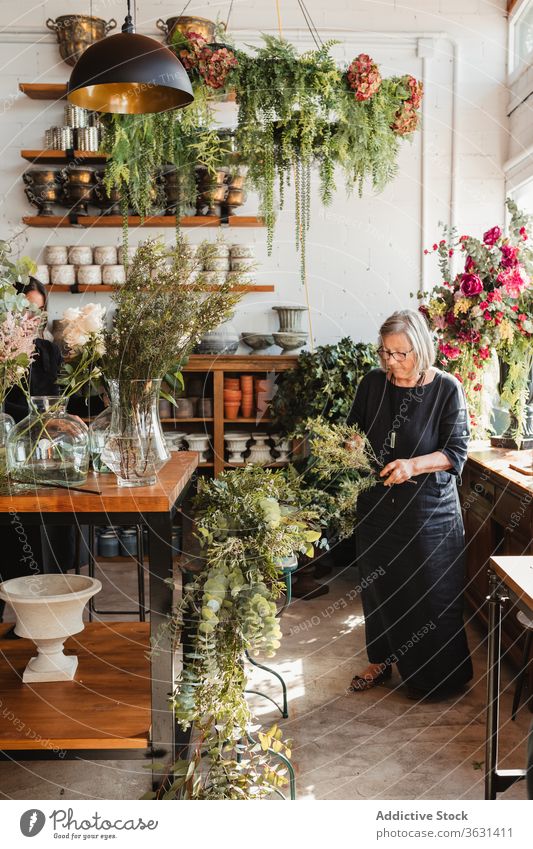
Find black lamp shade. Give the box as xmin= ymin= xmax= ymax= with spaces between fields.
xmin=67 ymin=32 xmax=194 ymax=114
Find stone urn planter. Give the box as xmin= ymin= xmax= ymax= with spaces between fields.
xmin=0 ymin=574 xmax=102 ymax=682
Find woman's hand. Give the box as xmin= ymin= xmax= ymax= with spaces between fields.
xmin=380 ymin=458 xmax=416 ymax=486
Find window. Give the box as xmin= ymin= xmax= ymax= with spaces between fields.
xmin=509 ymin=0 xmax=533 ymax=74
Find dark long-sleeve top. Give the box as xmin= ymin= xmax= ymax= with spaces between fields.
xmin=5 ymin=338 xmax=62 ymax=423
xmin=346 ymin=367 xmax=470 ymax=482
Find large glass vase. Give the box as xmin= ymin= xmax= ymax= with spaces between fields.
xmin=6 ymin=396 xmax=89 ymax=486
xmin=100 ymin=379 xmax=170 ymax=487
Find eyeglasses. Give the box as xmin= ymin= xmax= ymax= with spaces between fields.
xmin=377 ymin=347 xmax=414 ymax=362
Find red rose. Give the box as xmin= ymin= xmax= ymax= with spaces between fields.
xmin=500 ymin=244 xmax=519 ymax=268
xmin=464 ymin=256 xmax=476 ymax=272
xmin=460 ymin=273 xmax=484 ymax=297
xmin=483 ymin=226 xmax=502 ymax=246
xmin=519 ymin=226 xmax=528 ymax=241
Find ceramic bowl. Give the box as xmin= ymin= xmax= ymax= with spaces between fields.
xmin=77 ymin=265 xmax=102 ymax=285
xmin=34 ymin=265 xmax=50 ymax=285
xmin=273 ymin=331 xmax=308 ymax=351
xmin=68 ymin=245 xmax=93 ymax=265
xmin=44 ymin=246 xmax=68 ymax=266
xmin=241 ymin=332 xmax=275 ymax=351
xmin=102 ymin=265 xmax=126 ymax=285
xmin=50 ymin=265 xmax=76 ymax=286
xmin=94 ymin=245 xmax=118 ymax=265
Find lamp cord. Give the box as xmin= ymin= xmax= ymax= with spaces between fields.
xmin=297 ymin=0 xmax=323 ymax=48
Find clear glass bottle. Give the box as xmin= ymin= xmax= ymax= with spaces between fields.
xmin=6 ymin=396 xmax=89 ymax=486
xmin=88 ymin=406 xmax=112 ymax=473
xmin=0 ymin=406 xmax=15 ymax=480
xmin=100 ymin=379 xmax=170 ymax=487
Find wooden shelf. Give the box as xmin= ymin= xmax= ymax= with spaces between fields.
xmin=224 ymin=461 xmax=287 ymax=468
xmin=46 ymin=284 xmax=273 ymax=294
xmin=23 ymin=214 xmax=264 ymax=228
xmin=22 ymin=149 xmax=108 ymax=164
xmin=0 ymin=621 xmax=150 ymax=751
xmin=19 ymin=82 xmax=68 ymax=100
xmin=48 ymin=284 xmax=117 ymax=293
xmin=198 ymin=462 xmax=214 ymax=468
xmin=162 ymin=417 xmax=213 ymax=423
xmin=224 ymin=417 xmax=272 ymax=423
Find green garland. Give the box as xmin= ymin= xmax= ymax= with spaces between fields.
xmin=149 ymin=422 xmax=376 ymax=799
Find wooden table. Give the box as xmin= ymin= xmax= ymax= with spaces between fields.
xmin=485 ymin=555 xmax=533 ymax=799
xmin=0 ymin=452 xmax=198 ymax=786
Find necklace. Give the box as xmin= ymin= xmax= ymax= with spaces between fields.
xmin=388 ymin=370 xmax=425 ymax=449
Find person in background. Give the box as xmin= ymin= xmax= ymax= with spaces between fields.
xmin=346 ymin=309 xmax=473 ymax=701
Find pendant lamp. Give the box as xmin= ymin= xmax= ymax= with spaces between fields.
xmin=67 ymin=0 xmax=193 ymax=114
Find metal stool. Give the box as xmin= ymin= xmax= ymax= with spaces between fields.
xmin=85 ymin=525 xmax=146 ymax=622
xmin=245 ymin=554 xmax=299 ymax=719
xmin=511 ymin=609 xmax=533 ymax=721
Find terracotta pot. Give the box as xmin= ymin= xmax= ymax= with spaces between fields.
xmin=224 ymin=379 xmax=240 ymax=388
xmin=241 ymin=401 xmax=253 ymax=418
xmin=223 ymin=392 xmax=242 ymax=401
xmin=224 ymin=402 xmax=241 ymax=418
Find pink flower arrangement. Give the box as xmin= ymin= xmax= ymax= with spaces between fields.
xmin=177 ymin=31 xmax=238 ymax=90
xmin=419 ymin=200 xmax=533 ymax=431
xmin=0 ymin=310 xmax=42 ymax=399
xmin=346 ymin=54 xmax=382 ymax=101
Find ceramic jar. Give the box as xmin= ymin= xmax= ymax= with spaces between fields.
xmin=77 ymin=265 xmax=102 ymax=285
xmin=204 ymin=256 xmax=230 ymax=272
xmin=34 ymin=265 xmax=50 ymax=285
xmin=117 ymin=245 xmax=136 ymax=265
xmin=50 ymin=265 xmax=76 ymax=286
xmin=94 ymin=245 xmax=117 ymax=265
xmin=158 ymin=399 xmax=172 ymax=419
xmin=211 ymin=242 xmax=230 ymax=259
xmin=230 ymin=244 xmax=255 ymax=259
xmin=44 ymin=245 xmax=68 ymax=266
xmin=174 ymin=398 xmax=195 ymax=418
xmin=102 ymin=265 xmax=126 ymax=285
xmin=230 ymin=257 xmax=252 ymax=271
xmin=68 ymin=245 xmax=93 ymax=265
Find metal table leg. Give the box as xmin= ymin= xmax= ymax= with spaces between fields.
xmin=147 ymin=513 xmax=178 ymax=788
xmin=485 ymin=571 xmax=526 ymax=799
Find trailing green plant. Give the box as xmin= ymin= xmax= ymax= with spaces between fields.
xmin=149 ymin=424 xmax=375 ymax=799
xmin=270 ymin=337 xmax=377 ymax=436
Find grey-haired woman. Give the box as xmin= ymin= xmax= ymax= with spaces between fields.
xmin=346 ymin=309 xmax=473 ymax=700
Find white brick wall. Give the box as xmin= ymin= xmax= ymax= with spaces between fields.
xmin=0 ymin=1 xmax=509 ymax=348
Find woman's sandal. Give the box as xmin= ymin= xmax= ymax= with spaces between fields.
xmin=349 ymin=664 xmax=392 ymax=692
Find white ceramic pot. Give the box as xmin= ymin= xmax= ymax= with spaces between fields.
xmin=44 ymin=246 xmax=68 ymax=266
xmin=224 ymin=434 xmax=250 ymax=463
xmin=211 ymin=242 xmax=230 ymax=259
xmin=201 ymin=271 xmax=225 ymax=286
xmin=94 ymin=245 xmax=118 ymax=265
xmin=230 ymin=256 xmax=253 ymax=271
xmin=0 ymin=574 xmax=102 ymax=682
xmin=102 ymin=264 xmax=126 ymax=285
xmin=34 ymin=265 xmax=50 ymax=285
xmin=204 ymin=257 xmax=230 ymax=272
xmin=77 ymin=265 xmax=102 ymax=285
xmin=117 ymin=245 xmax=136 ymax=265
xmin=247 ymin=445 xmax=272 ymax=464
xmin=50 ymin=265 xmax=76 ymax=286
xmin=68 ymin=245 xmax=93 ymax=265
xmin=184 ymin=434 xmax=211 ymax=463
xmin=230 ymin=244 xmax=255 ymax=259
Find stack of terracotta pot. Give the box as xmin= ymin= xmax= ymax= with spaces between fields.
xmin=223 ymin=377 xmax=241 ymax=419
xmin=240 ymin=375 xmax=254 ymax=417
xmin=255 ymin=378 xmax=270 ymax=417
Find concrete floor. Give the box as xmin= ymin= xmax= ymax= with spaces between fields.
xmin=0 ymin=561 xmax=531 ymax=800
